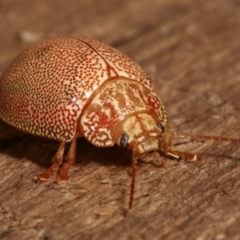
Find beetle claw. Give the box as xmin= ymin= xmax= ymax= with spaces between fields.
xmin=34 ymin=161 xmax=60 ymax=182
xmin=34 ymin=173 xmax=51 ymax=182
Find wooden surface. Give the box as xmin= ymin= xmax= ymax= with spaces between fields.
xmin=0 ymin=0 xmax=240 ymax=239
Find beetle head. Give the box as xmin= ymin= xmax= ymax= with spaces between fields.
xmin=112 ymin=112 xmax=164 ymax=154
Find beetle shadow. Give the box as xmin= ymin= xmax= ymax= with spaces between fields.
xmin=74 ymin=138 xmax=132 ymax=167
xmin=0 ymin=132 xmax=132 ymax=170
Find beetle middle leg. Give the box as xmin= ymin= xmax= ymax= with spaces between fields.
xmin=35 ymin=141 xmax=66 ymax=181
xmin=55 ymin=136 xmax=77 ymax=182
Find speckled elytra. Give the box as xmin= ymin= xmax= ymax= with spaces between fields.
xmin=0 ymin=36 xmax=239 ymax=208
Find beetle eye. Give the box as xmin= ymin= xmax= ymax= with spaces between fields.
xmin=120 ymin=133 xmax=129 ymax=148
xmin=157 ymin=122 xmax=164 ymax=132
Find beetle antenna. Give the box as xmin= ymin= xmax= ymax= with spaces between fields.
xmin=170 ymin=131 xmax=240 ymax=144
xmin=129 ymin=153 xmax=138 ymax=209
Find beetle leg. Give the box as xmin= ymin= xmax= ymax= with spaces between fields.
xmin=55 ymin=136 xmax=77 ymax=182
xmin=35 ymin=141 xmax=66 ymax=181
xmin=165 ymin=149 xmax=198 ymax=161
xmin=163 ymin=134 xmax=198 ymax=161
xmin=138 ymin=151 xmax=165 ymax=168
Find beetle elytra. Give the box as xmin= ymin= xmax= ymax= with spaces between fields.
xmin=0 ymin=36 xmax=239 ymax=208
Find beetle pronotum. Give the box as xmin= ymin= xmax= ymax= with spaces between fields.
xmin=0 ymin=36 xmax=239 ymax=208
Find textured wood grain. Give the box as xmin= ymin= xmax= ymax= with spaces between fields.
xmin=0 ymin=0 xmax=240 ymax=239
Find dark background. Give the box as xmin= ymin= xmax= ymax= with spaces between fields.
xmin=0 ymin=1 xmax=240 ymax=239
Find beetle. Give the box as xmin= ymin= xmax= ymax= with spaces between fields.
xmin=0 ymin=36 xmax=239 ymax=208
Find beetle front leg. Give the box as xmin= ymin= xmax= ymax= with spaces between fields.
xmin=35 ymin=141 xmax=66 ymax=181
xmin=55 ymin=136 xmax=77 ymax=182
xmin=163 ymin=134 xmax=198 ymax=161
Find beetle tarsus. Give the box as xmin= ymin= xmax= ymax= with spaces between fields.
xmin=55 ymin=162 xmax=71 ymax=182
xmin=166 ymin=150 xmax=198 ymax=161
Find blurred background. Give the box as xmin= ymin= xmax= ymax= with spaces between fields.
xmin=0 ymin=1 xmax=240 ymax=239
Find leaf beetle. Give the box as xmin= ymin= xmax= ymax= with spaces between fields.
xmin=0 ymin=36 xmax=239 ymax=208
